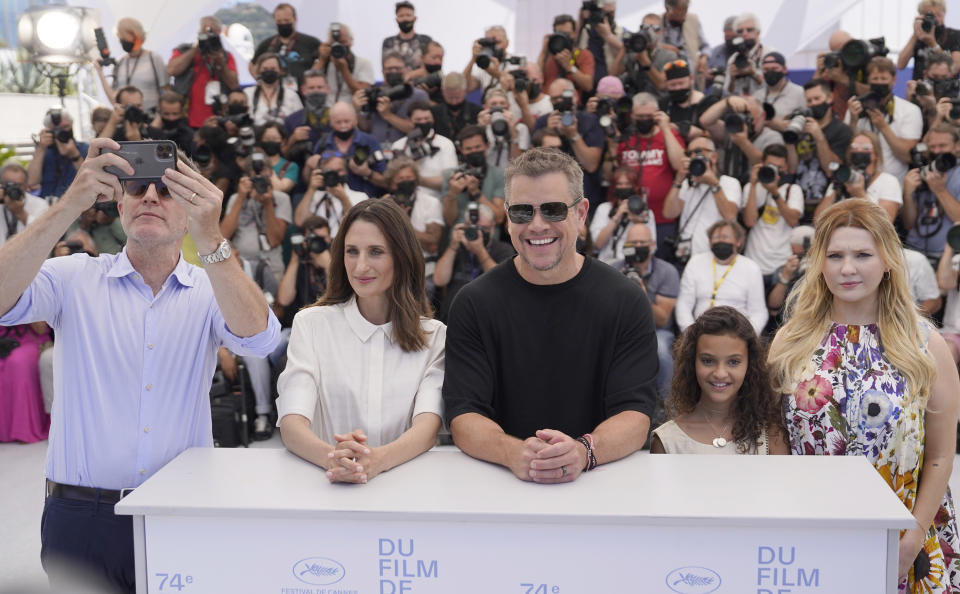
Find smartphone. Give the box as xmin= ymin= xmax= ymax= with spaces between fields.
xmin=102 ymin=141 xmax=178 ymax=181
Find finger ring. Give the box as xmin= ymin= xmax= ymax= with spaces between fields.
xmin=189 ymin=191 xmax=199 ymax=204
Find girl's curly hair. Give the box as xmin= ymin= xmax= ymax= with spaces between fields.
xmin=667 ymin=306 xmax=784 ymax=453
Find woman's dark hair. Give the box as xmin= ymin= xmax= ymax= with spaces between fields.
xmin=256 ymin=121 xmax=288 ymax=143
xmin=606 ymin=166 xmax=640 ymax=202
xmin=315 ymin=199 xmax=432 ymax=352
xmin=668 ymin=306 xmax=784 ymax=453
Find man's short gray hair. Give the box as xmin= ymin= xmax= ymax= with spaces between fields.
xmin=632 ymin=92 xmax=659 ymax=108
xmin=485 ymin=25 xmax=507 ymax=37
xmin=504 ymin=147 xmax=584 ymax=205
xmin=443 ymin=72 xmax=466 ymax=90
xmin=0 ymin=162 xmax=28 ymax=181
xmin=733 ymin=13 xmax=760 ymax=34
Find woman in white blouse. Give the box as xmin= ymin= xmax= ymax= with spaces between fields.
xmin=244 ymin=53 xmax=303 ymax=127
xmin=277 ymin=198 xmax=444 ymax=483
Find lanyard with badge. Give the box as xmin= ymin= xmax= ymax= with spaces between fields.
xmin=710 ymin=255 xmax=737 ymax=307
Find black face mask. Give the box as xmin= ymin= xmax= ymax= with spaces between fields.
xmin=261 ymin=141 xmax=282 ymax=156
xmin=711 ymin=242 xmax=735 ymax=261
xmin=277 ymin=23 xmax=294 ymax=38
xmin=303 ymin=92 xmax=328 ymax=113
xmin=849 ymin=152 xmax=872 ymax=170
xmin=227 ymin=103 xmax=248 ymax=115
xmin=743 ymin=38 xmax=756 ymax=50
xmin=809 ymin=102 xmax=831 ymax=120
xmin=424 ymin=63 xmax=442 ymax=73
xmin=527 ymin=83 xmax=542 ymax=98
xmin=635 ymin=118 xmax=655 ymax=134
xmin=763 ymin=71 xmax=784 ymax=87
xmin=464 ymin=151 xmax=486 ymax=167
xmin=614 ymin=188 xmax=632 ymax=201
xmin=385 ymin=72 xmax=404 ymax=87
xmin=668 ymin=88 xmax=690 ymax=104
xmin=161 ymin=118 xmax=183 ymax=130
xmin=634 ymin=245 xmax=651 ymax=263
xmin=416 ymin=122 xmax=432 ymax=137
xmin=397 ymin=180 xmax=417 ymax=195
xmin=870 ymin=83 xmax=890 ymax=99
xmin=333 ymin=128 xmax=354 ymax=141
xmin=120 ymin=39 xmax=135 ymax=53
xmin=260 ymin=70 xmax=280 ymax=85
xmin=398 ymin=20 xmax=414 ymax=34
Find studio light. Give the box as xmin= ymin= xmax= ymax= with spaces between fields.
xmin=18 ymin=6 xmax=100 ymax=64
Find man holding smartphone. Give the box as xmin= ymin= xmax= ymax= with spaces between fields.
xmin=0 ymin=137 xmax=280 ymax=593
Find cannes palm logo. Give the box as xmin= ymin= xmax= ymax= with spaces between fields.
xmin=665 ymin=566 xmax=722 ymax=593
xmin=292 ymin=557 xmax=346 ymax=585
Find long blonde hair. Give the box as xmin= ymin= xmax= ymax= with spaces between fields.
xmin=768 ymin=200 xmax=936 ymax=405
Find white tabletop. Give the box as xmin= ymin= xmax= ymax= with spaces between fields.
xmin=115 ymin=447 xmax=914 ymax=529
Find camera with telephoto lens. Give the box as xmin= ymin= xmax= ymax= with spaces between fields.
xmin=626 ymin=194 xmax=647 ymax=216
xmin=364 ymin=84 xmax=413 ymax=112
xmin=291 ymin=233 xmax=329 ymax=259
xmin=921 ymin=13 xmax=938 ymax=33
xmin=250 ymin=153 xmax=270 ymax=195
xmin=124 ymin=104 xmax=151 ymax=125
xmin=729 ymin=37 xmax=750 ymax=70
xmin=723 ymin=111 xmax=752 ymax=134
xmin=489 ymin=107 xmax=510 ymax=137
xmin=405 ymin=127 xmax=434 ymax=161
xmin=822 ymin=51 xmax=841 ymax=70
xmin=45 ymin=108 xmax=73 ymax=143
xmin=582 ymin=0 xmax=604 ymax=25
xmin=476 ymin=37 xmax=504 ymax=69
xmin=464 ymin=202 xmax=481 ymax=241
xmin=857 ymin=91 xmax=886 ymax=116
xmin=330 ymin=23 xmax=348 ymax=59
xmin=758 ymin=164 xmax=781 ymax=185
xmin=840 ymin=37 xmax=888 ymax=71
xmin=931 ymin=78 xmax=960 ymax=100
xmin=625 ymin=25 xmax=657 ymax=54
xmin=622 ymin=244 xmax=647 ymax=269
xmin=2 ymin=181 xmax=24 ymax=201
xmin=512 ymin=69 xmax=530 ymax=93
xmin=782 ymin=108 xmax=812 ymax=145
xmin=227 ymin=124 xmax=256 ymax=157
xmin=920 ymin=153 xmax=958 ymax=179
xmin=548 ymin=32 xmax=574 ymax=55
xmin=555 ymin=89 xmax=576 ymax=127
xmin=198 ymin=28 xmax=222 ymax=54
xmin=828 ymin=162 xmax=862 ymax=196
xmin=410 ymin=72 xmax=443 ymax=90
xmin=688 ymin=156 xmax=708 ymax=178
xmin=454 ymin=162 xmax=485 ymax=183
xmin=708 ymin=68 xmax=726 ymax=97
xmin=321 ymin=169 xmax=345 ymax=188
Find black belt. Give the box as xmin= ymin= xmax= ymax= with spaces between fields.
xmin=45 ymin=480 xmax=132 ymax=505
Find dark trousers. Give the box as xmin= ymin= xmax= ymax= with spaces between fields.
xmin=41 ymin=495 xmax=135 ymax=594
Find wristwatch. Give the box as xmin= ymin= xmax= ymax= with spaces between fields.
xmin=198 ymin=238 xmax=232 ymax=265
xmin=709 ymin=184 xmax=721 ymax=194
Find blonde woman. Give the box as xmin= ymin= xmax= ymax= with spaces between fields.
xmin=94 ymin=17 xmax=168 ymax=112
xmin=769 ymin=200 xmax=960 ymax=591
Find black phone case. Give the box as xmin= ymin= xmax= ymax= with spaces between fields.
xmin=102 ymin=140 xmax=178 ymax=180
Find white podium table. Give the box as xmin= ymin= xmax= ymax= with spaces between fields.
xmin=115 ymin=447 xmax=914 ymax=594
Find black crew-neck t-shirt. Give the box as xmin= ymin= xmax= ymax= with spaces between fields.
xmin=442 ymin=256 xmax=658 ymax=439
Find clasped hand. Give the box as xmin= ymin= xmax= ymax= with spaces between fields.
xmin=514 ymin=429 xmax=587 ymax=484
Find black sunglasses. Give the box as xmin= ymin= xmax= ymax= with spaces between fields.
xmin=124 ymin=179 xmax=171 ymax=198
xmin=506 ymin=197 xmax=582 ymax=224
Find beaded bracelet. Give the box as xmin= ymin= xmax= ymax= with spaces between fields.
xmin=576 ymin=436 xmax=597 ymax=471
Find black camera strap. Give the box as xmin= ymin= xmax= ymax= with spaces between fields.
xmin=4 ymin=207 xmax=19 ymax=239
xmin=676 ymin=184 xmax=711 ymax=239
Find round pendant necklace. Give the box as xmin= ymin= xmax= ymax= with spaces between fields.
xmin=702 ymin=409 xmax=731 ymax=448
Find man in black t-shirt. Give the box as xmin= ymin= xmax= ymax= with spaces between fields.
xmin=381 ymin=1 xmax=433 ymax=70
xmin=443 ymin=148 xmax=657 ymax=484
xmin=251 ymin=3 xmax=321 ymax=85
xmin=897 ymin=3 xmax=960 ymax=80
xmin=786 ymin=78 xmax=852 ymax=224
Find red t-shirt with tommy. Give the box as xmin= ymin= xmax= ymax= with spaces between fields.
xmin=616 ymin=128 xmax=685 ymax=223
xmin=170 ymin=48 xmax=238 ymax=128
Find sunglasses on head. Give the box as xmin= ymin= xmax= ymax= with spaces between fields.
xmin=506 ymin=197 xmax=582 ymax=224
xmin=124 ymin=179 xmax=171 ymax=197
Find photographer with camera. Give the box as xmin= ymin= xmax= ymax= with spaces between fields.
xmin=936 ymin=223 xmax=960 ymax=365
xmin=434 ymin=202 xmax=514 ymax=321
xmin=465 ymin=26 xmax=513 ymax=94
xmin=296 ymin=154 xmax=368 ymax=238
xmin=897 ymin=0 xmax=960 ymax=81
xmin=66 ymin=203 xmax=125 ymax=255
xmin=221 ymin=154 xmax=293 ymax=280
xmin=282 ymin=70 xmax=332 ymax=165
xmin=144 ymin=91 xmax=195 ymax=155
xmin=192 ymin=122 xmax=237 ymax=198
xmin=315 ymin=23 xmax=374 ymax=107
xmin=724 ymin=13 xmax=770 ymax=96
xmin=531 ymin=78 xmax=605 ymax=204
xmin=278 ymin=217 xmax=331 ymax=323
xmin=167 ymin=16 xmax=239 ymax=128
xmin=752 ymin=52 xmax=806 ymax=133
xmin=660 ymin=0 xmax=710 ymax=87
xmin=845 ymin=57 xmax=922 ymax=183
xmin=441 ymin=126 xmax=506 ymax=227
xmin=245 ymin=53 xmax=304 ymax=127
xmin=706 ymin=16 xmax=736 ymax=74
xmin=662 ymin=136 xmax=742 ymax=263
xmin=305 ymin=102 xmax=386 ymax=199
xmin=766 ymin=224 xmax=814 ymax=327
xmin=906 ymin=52 xmax=957 ymax=130
xmin=813 ymin=131 xmax=902 ymax=223
xmin=406 ymin=41 xmax=444 ymax=102
xmin=902 ymin=123 xmax=960 ymax=262
xmin=93 ymin=17 xmax=167 ymax=115
xmin=609 ymin=13 xmax=676 ymax=95
xmin=431 ymin=73 xmax=482 ymax=141
xmin=478 ymin=88 xmax=528 ymax=168
xmin=99 ymin=86 xmax=151 ymax=142
xmin=539 ymin=14 xmax=596 ymax=101
xmin=382 ymin=1 xmax=433 ymax=70
xmin=252 ymin=123 xmax=299 ymax=195
xmin=575 ymin=0 xmax=624 ymax=85
xmin=742 ymin=145 xmax=804 ymax=290
xmin=26 ymin=109 xmax=88 ymax=200
xmin=661 ymin=59 xmax=708 ymax=142
xmin=591 ymin=167 xmax=657 ymax=263
xmin=786 ymin=78 xmax=853 ymax=223
xmin=383 ymin=157 xmax=444 ymax=286
xmin=1 ymin=163 xmax=49 ymax=247
xmin=699 ymin=94 xmax=783 ymax=184
xmin=354 ymin=52 xmax=428 ymax=145
xmin=618 ymin=222 xmax=679 ymax=397
xmin=391 ymin=101 xmax=458 ymax=200
xmin=250 ymin=3 xmax=320 ymax=85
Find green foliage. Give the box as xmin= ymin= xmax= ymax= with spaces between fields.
xmin=0 ymin=144 xmax=26 ymax=169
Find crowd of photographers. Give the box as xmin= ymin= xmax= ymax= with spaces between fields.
xmin=5 ymin=0 xmax=960 ymax=441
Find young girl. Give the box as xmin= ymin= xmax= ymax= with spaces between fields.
xmin=651 ymin=306 xmax=788 ymax=454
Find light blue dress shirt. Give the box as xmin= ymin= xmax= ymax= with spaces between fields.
xmin=0 ymin=249 xmax=281 ymax=489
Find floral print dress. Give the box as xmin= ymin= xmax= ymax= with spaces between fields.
xmin=784 ymin=323 xmax=960 ymax=593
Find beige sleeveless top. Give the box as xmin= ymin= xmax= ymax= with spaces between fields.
xmin=653 ymin=420 xmax=768 ymax=455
